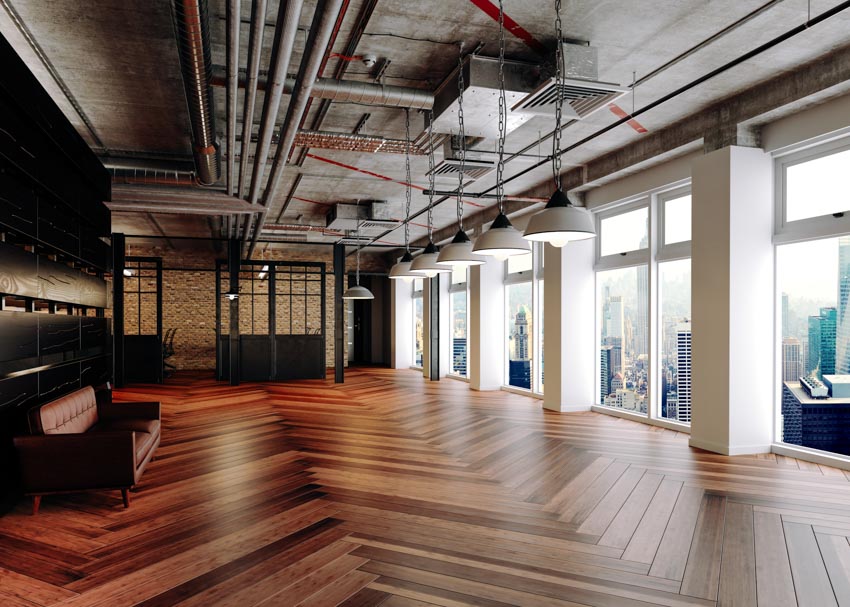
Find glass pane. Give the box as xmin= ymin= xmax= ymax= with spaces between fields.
xmin=506 ymin=283 xmax=532 ymax=389
xmin=450 ymin=289 xmax=467 ymax=376
xmin=664 ymin=195 xmax=691 ymax=244
xmin=598 ymin=266 xmax=648 ymax=413
xmin=507 ymin=253 xmax=533 ymax=275
xmin=659 ymin=259 xmax=691 ymax=424
xmin=786 ymin=148 xmax=850 ymax=222
xmin=778 ymin=236 xmax=850 ymax=458
xmin=600 ymin=207 xmax=649 ymax=256
xmin=412 ymin=278 xmax=423 ymax=293
xmin=451 ymin=266 xmax=467 ymax=285
xmin=413 ymin=296 xmax=423 ymax=367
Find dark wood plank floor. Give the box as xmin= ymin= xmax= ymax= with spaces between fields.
xmin=2 ymin=368 xmax=850 ymax=606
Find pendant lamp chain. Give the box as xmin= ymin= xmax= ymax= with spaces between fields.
xmin=403 ymin=109 xmax=411 ymax=253
xmin=496 ymin=0 xmax=507 ymax=214
xmin=552 ymin=0 xmax=563 ymax=190
xmin=456 ymin=45 xmax=466 ymax=231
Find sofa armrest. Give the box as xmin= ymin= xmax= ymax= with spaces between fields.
xmin=98 ymin=401 xmax=160 ymax=421
xmin=14 ymin=432 xmax=137 ymax=493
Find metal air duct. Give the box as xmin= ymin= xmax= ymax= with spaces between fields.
xmin=171 ymin=0 xmax=221 ymax=185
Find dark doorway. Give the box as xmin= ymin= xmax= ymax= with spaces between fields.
xmin=347 ymin=274 xmax=391 ymax=366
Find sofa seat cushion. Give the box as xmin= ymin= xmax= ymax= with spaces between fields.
xmin=94 ymin=418 xmax=160 ymax=437
xmin=38 ymin=386 xmax=98 ymax=435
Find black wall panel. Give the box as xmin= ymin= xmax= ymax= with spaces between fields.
xmin=0 ymin=240 xmax=38 ymax=299
xmin=0 ymin=168 xmax=37 ymax=239
xmin=38 ymin=315 xmax=80 ymax=364
xmin=0 ymin=312 xmax=39 ymax=372
xmin=38 ymin=362 xmax=81 ymax=401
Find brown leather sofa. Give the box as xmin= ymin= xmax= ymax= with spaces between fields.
xmin=14 ymin=386 xmax=161 ymax=514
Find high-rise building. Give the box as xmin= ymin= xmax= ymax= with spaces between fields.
xmin=808 ymin=307 xmax=837 ymax=379
xmin=782 ymin=377 xmax=850 ymax=456
xmin=452 ymin=337 xmax=467 ymax=377
xmin=782 ymin=337 xmax=802 ymax=382
xmin=607 ymin=296 xmax=624 ymax=341
xmin=676 ymin=322 xmax=692 ymax=423
xmin=600 ymin=346 xmax=612 ymax=401
xmin=837 ymin=237 xmax=850 ymax=373
xmin=636 ymin=266 xmax=648 ymax=358
xmin=782 ymin=292 xmax=790 ymax=338
xmin=513 ymin=308 xmax=529 ymax=361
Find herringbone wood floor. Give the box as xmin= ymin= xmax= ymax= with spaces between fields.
xmin=2 ymin=369 xmax=850 ymax=606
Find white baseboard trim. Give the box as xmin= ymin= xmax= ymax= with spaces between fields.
xmin=772 ymin=443 xmax=850 ymax=471
xmin=500 ymin=385 xmax=543 ymax=400
xmin=688 ymin=437 xmax=772 ymax=456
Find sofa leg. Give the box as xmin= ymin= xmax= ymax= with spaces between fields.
xmin=121 ymin=488 xmax=130 ymax=508
xmin=31 ymin=495 xmax=41 ymax=516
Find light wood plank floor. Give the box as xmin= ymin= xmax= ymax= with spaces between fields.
xmin=2 ymin=368 xmax=850 ymax=606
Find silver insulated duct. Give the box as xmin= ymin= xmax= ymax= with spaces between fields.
xmin=172 ymin=0 xmax=221 ymax=185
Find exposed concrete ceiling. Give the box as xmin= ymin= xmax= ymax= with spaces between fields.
xmin=2 ymin=0 xmax=850 ymax=255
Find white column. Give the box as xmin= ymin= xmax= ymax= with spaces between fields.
xmin=543 ymin=239 xmax=596 ymax=412
xmin=690 ymin=145 xmax=774 ymax=455
xmin=390 ymin=279 xmax=413 ymax=369
xmin=469 ymin=258 xmax=504 ymax=390
xmin=439 ymin=274 xmax=451 ymax=377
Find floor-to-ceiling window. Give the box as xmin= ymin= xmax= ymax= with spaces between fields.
xmin=775 ymin=137 xmax=850 ymax=459
xmin=412 ymin=278 xmax=423 ymax=368
xmin=657 ymin=189 xmax=692 ymax=423
xmin=504 ymin=244 xmax=544 ymax=393
xmin=595 ymin=188 xmax=691 ymax=426
xmin=448 ymin=266 xmax=468 ymax=377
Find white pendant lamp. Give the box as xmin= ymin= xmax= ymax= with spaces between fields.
xmin=342 ymin=220 xmax=374 ymax=300
xmin=523 ymin=0 xmax=595 ymax=247
xmin=388 ymin=109 xmax=420 ymax=282
xmin=388 ymin=251 xmax=416 ymax=281
xmin=410 ymin=108 xmax=451 ymax=278
xmin=436 ymin=50 xmax=486 ymax=268
xmin=472 ymin=0 xmax=529 ymax=261
xmin=524 ymin=190 xmax=595 ymax=247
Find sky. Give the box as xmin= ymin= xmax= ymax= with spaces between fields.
xmin=778 ymin=237 xmax=838 ymax=304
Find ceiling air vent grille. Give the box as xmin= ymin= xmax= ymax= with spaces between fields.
xmin=513 ymin=77 xmax=628 ymax=120
xmin=359 ymin=219 xmax=400 ymax=230
xmin=429 ymin=158 xmax=494 ymax=181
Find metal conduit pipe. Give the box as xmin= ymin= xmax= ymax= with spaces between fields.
xmin=237 ymin=0 xmax=269 ymax=199
xmin=248 ymin=0 xmax=306 ymax=206
xmin=246 ymin=0 xmax=346 ymax=258
xmin=211 ymin=68 xmax=433 ymax=110
xmin=171 ymin=0 xmax=221 ymax=185
xmin=225 ymin=0 xmax=241 ymax=238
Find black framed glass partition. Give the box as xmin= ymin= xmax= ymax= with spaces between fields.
xmin=216 ymin=260 xmax=326 ymax=382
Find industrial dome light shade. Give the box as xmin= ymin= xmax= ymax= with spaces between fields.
xmin=436 ymin=230 xmax=486 ymax=267
xmin=342 ymin=284 xmax=374 ymax=300
xmin=410 ymin=242 xmax=451 ymax=278
xmin=389 ymin=251 xmax=417 ymax=281
xmin=523 ymin=189 xmax=596 ymax=247
xmin=472 ymin=213 xmax=530 ymax=260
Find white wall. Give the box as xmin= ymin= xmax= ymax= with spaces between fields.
xmin=390 ymin=278 xmax=413 ymax=369
xmin=690 ymin=146 xmax=774 ymax=455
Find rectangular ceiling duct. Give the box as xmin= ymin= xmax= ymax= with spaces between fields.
xmin=431 ymin=55 xmax=543 ymax=139
xmin=427 ymin=138 xmax=494 ymax=183
xmin=513 ymin=43 xmax=628 ymax=119
xmin=326 ymin=201 xmax=401 ymax=231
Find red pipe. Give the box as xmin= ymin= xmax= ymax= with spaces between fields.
xmin=467 ymin=0 xmax=547 ymax=55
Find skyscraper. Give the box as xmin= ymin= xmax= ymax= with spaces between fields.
xmin=636 ymin=234 xmax=648 ymax=358
xmin=782 ymin=292 xmax=790 ymax=338
xmin=600 ymin=346 xmax=612 ymax=401
xmin=452 ymin=337 xmax=467 ymax=377
xmin=808 ymin=307 xmax=837 ymax=379
xmin=837 ymin=236 xmax=850 ymax=373
xmin=676 ymin=322 xmax=692 ymax=423
xmin=607 ymin=296 xmax=624 ymax=341
xmin=782 ymin=337 xmax=802 ymax=382
xmin=514 ymin=308 xmax=529 ymax=360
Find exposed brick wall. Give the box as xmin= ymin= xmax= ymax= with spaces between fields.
xmin=120 ymin=244 xmax=387 ymax=370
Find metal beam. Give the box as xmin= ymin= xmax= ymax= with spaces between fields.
xmin=112 ymin=233 xmax=126 ymax=388
xmin=429 ymin=274 xmax=440 ymax=381
xmin=333 ymin=243 xmax=345 ymax=383
xmin=228 ymin=238 xmax=240 ymax=386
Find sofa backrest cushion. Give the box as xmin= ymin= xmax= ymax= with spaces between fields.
xmin=37 ymin=386 xmax=98 ymax=434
